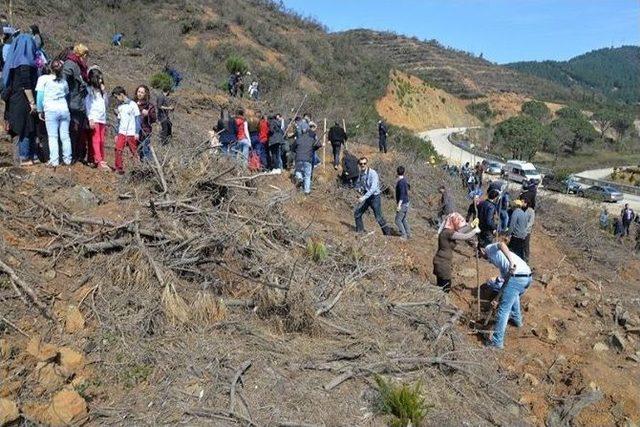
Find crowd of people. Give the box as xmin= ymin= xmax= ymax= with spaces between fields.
xmin=1 ymin=22 xmax=176 ymax=172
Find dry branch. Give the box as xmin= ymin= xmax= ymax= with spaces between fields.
xmin=0 ymin=257 xmax=52 ymax=319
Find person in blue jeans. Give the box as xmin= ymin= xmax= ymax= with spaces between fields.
xmin=498 ymin=190 xmax=510 ymax=233
xmin=290 ymin=128 xmax=322 ymax=194
xmin=354 ymin=158 xmax=390 ymax=235
xmin=481 ymin=240 xmax=532 ymax=349
xmin=395 ymin=166 xmax=411 ymax=239
xmin=37 ymin=60 xmax=72 ymax=167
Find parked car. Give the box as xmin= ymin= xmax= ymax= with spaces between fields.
xmin=577 ymin=185 xmax=623 ymax=202
xmin=482 ymin=160 xmax=503 ymax=175
xmin=542 ymin=175 xmax=581 ymax=194
xmin=501 ymin=160 xmax=542 ymax=185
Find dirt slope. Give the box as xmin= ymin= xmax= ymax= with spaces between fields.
xmin=376 ymin=70 xmax=480 ymax=131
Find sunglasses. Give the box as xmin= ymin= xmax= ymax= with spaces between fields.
xmin=359 ymin=162 xmax=367 ymax=166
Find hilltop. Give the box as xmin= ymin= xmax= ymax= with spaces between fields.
xmin=507 ymin=46 xmax=640 ymax=105
xmin=341 ymin=29 xmax=582 ymax=102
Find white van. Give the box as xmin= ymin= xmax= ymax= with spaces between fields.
xmin=501 ymin=160 xmax=542 ymax=185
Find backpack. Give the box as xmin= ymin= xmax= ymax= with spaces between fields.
xmin=248 ymin=150 xmax=261 ymax=172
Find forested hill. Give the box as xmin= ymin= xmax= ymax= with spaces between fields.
xmin=506 ymin=46 xmax=640 ymax=105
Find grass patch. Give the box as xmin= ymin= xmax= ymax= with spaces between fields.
xmin=375 ymin=375 xmax=431 ymax=427
xmin=306 ymin=239 xmax=328 ymax=263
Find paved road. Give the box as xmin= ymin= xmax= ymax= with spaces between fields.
xmin=419 ymin=127 xmax=640 ymax=213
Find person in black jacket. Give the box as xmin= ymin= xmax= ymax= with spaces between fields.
xmin=291 ymin=128 xmax=322 ymax=194
xmin=341 ymin=149 xmax=359 ymax=187
xmin=477 ymin=189 xmax=500 ymax=249
xmin=377 ymin=120 xmax=388 ymax=153
xmin=215 ymin=108 xmax=236 ymax=155
xmin=395 ymin=166 xmax=411 ymax=239
xmin=268 ymin=113 xmax=285 ymax=173
xmin=328 ymin=121 xmax=347 ymax=169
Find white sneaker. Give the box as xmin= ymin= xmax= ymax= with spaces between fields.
xmin=271 ymin=168 xmax=282 ymax=175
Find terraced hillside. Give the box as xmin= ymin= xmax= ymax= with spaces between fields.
xmin=343 ymin=29 xmax=581 ymax=102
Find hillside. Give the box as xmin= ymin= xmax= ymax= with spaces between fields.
xmin=343 ymin=29 xmax=580 ymax=102
xmin=507 ymin=46 xmax=640 ymax=105
xmin=1 ymin=1 xmax=640 ymax=425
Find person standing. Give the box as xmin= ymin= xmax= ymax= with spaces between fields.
xmin=37 ymin=60 xmax=71 ymax=167
xmin=621 ymin=204 xmax=635 ymax=238
xmin=481 ymin=240 xmax=533 ymax=349
xmin=328 ymin=121 xmax=347 ymax=170
xmin=111 ymin=86 xmax=140 ymax=175
xmin=498 ymin=190 xmax=510 ymax=233
xmin=475 ymin=162 xmax=484 ymax=189
xmin=134 ymin=85 xmax=157 ymax=161
xmin=477 ymin=189 xmax=500 ymax=249
xmin=354 ymin=158 xmax=390 ymax=235
xmin=395 ymin=166 xmax=411 ymax=239
xmin=156 ymin=87 xmax=174 ymax=145
xmin=268 ymin=113 xmax=285 ymax=173
xmin=234 ymin=109 xmax=251 ymax=165
xmin=507 ymin=199 xmax=528 ymax=260
xmin=433 ymin=213 xmax=479 ymax=292
xmin=291 ymin=127 xmax=322 ymax=194
xmin=62 ymin=44 xmax=89 ymax=164
xmin=377 ymin=120 xmax=388 ymax=153
xmin=3 ymin=34 xmax=40 ymax=165
xmin=257 ymin=114 xmax=270 ymax=169
xmin=84 ymin=67 xmax=109 ymax=170
xmin=599 ymin=208 xmax=609 ymax=230
xmin=523 ymin=200 xmax=535 ymax=262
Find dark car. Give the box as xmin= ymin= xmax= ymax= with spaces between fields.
xmin=542 ymin=175 xmax=581 ymax=194
xmin=577 ymin=185 xmax=624 ymax=202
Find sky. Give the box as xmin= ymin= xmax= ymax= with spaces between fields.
xmin=280 ymin=0 xmax=640 ymax=64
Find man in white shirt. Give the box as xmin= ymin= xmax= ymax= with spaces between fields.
xmin=480 ymin=240 xmax=532 ymax=349
xmin=111 ymin=86 xmax=140 ymax=175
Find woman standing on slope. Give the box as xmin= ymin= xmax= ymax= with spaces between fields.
xmin=3 ymin=34 xmax=40 ymax=165
xmin=37 ymin=60 xmax=72 ymax=167
xmin=85 ymin=67 xmax=109 ymax=170
xmin=134 ymin=84 xmax=157 ymax=161
xmin=432 ymin=212 xmax=479 ymax=292
xmin=62 ymin=44 xmax=90 ymax=164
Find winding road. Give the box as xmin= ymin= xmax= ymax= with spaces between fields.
xmin=419 ymin=127 xmax=640 ymax=213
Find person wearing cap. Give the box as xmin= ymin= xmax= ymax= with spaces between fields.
xmin=507 ymin=198 xmax=528 ymax=260
xmin=354 ymin=157 xmax=390 ymax=235
xmin=377 ymin=120 xmax=388 ymax=153
xmin=480 ymin=238 xmax=532 ymax=349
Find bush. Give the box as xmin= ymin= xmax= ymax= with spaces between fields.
xmin=306 ymin=239 xmax=328 ymax=263
xmin=150 ymin=72 xmax=173 ymax=92
xmin=180 ymin=18 xmax=202 ymax=35
xmin=226 ymin=55 xmax=249 ymax=75
xmin=467 ymin=102 xmax=495 ymax=123
xmin=375 ymin=375 xmax=430 ymax=427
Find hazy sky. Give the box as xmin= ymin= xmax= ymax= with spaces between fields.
xmin=280 ymin=0 xmax=640 ymax=63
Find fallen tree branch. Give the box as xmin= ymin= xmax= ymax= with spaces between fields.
xmin=0 ymin=258 xmax=52 ymax=319
xmin=229 ymin=360 xmax=252 ymax=415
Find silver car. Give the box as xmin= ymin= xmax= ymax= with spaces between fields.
xmin=483 ymin=161 xmax=503 ymax=175
xmin=577 ymin=185 xmax=624 ymax=202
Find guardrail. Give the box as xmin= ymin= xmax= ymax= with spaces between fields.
xmin=572 ymin=175 xmax=640 ymax=197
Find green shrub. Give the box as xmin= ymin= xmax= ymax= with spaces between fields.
xmin=150 ymin=72 xmax=173 ymax=92
xmin=375 ymin=375 xmax=431 ymax=427
xmin=180 ymin=18 xmax=202 ymax=35
xmin=467 ymin=101 xmax=495 ymax=123
xmin=226 ymin=55 xmax=249 ymax=75
xmin=306 ymin=239 xmax=328 ymax=263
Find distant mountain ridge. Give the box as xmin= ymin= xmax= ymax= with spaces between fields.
xmin=341 ymin=29 xmax=581 ymax=102
xmin=506 ymin=46 xmax=640 ymax=104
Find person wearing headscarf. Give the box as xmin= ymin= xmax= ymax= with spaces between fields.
xmin=3 ymin=33 xmax=39 ymax=165
xmin=63 ymin=43 xmax=89 ymax=163
xmin=432 ymin=212 xmax=479 ymax=292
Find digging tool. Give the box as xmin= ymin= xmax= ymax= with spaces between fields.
xmin=283 ymin=93 xmax=308 ymax=137
xmin=474 ymin=202 xmax=480 ymax=319
xmin=323 ymin=118 xmax=327 ymax=172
